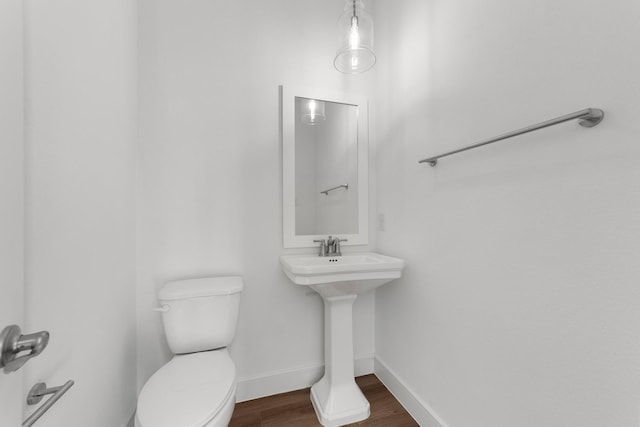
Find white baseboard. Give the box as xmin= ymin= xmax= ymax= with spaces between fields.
xmin=374 ymin=356 xmax=449 ymax=427
xmin=136 ymin=355 xmax=445 ymax=426
xmin=236 ymin=354 xmax=374 ymax=403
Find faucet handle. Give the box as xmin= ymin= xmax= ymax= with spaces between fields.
xmin=335 ymin=238 xmax=348 ymax=256
xmin=313 ymin=239 xmax=327 ymax=257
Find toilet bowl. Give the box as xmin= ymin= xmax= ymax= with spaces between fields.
xmin=136 ymin=277 xmax=243 ymax=427
xmin=136 ymin=350 xmax=236 ymax=427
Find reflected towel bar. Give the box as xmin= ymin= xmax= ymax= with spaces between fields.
xmin=418 ymin=108 xmax=604 ymax=166
xmin=321 ymin=184 xmax=349 ymax=195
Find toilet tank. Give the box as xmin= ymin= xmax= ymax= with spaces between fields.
xmin=158 ymin=276 xmax=243 ymax=354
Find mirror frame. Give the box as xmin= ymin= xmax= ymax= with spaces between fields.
xmin=281 ymin=85 xmax=369 ymax=248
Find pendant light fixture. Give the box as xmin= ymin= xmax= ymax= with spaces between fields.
xmin=334 ymin=0 xmax=376 ymax=74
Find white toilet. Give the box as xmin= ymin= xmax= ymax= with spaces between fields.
xmin=136 ymin=276 xmax=243 ymax=427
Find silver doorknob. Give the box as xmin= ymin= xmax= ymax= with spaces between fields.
xmin=0 ymin=325 xmax=49 ymax=373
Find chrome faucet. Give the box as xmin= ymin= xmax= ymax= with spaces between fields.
xmin=313 ymin=236 xmax=349 ymax=257
xmin=317 ymin=236 xmax=347 ymax=257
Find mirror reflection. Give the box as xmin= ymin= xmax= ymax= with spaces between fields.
xmin=295 ymin=97 xmax=359 ymax=236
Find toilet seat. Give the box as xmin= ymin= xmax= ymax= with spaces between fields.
xmin=136 ymin=349 xmax=236 ymax=427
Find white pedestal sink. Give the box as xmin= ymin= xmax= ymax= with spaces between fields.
xmin=280 ymin=252 xmax=405 ymax=427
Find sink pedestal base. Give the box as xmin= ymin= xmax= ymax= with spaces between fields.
xmin=310 ymin=294 xmax=370 ymax=427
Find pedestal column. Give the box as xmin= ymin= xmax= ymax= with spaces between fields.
xmin=310 ymin=294 xmax=370 ymax=427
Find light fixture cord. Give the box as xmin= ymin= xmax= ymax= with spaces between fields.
xmin=352 ymin=0 xmax=357 ymax=18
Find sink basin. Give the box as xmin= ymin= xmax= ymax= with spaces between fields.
xmin=280 ymin=252 xmax=404 ymax=426
xmin=279 ymin=252 xmax=404 ymax=298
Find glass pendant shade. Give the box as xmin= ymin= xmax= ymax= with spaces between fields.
xmin=301 ymin=98 xmax=326 ymax=125
xmin=334 ymin=0 xmax=376 ymax=74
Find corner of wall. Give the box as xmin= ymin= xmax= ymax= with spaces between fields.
xmin=374 ymin=356 xmax=448 ymax=427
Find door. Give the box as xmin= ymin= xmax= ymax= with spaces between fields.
xmin=0 ymin=0 xmax=25 ymax=424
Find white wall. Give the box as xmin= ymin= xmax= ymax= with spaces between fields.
xmin=373 ymin=1 xmax=640 ymax=426
xmin=24 ymin=0 xmax=137 ymax=425
xmin=137 ymin=0 xmax=377 ymax=398
xmin=0 ymin=0 xmax=24 ymax=424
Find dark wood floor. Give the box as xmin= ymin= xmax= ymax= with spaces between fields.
xmin=229 ymin=374 xmax=418 ymax=427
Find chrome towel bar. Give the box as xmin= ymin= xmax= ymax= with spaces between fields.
xmin=321 ymin=183 xmax=349 ymax=195
xmin=23 ymin=380 xmax=74 ymax=427
xmin=418 ymin=108 xmax=604 ymax=166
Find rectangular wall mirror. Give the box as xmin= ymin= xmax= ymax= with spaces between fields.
xmin=281 ymin=86 xmax=369 ymax=248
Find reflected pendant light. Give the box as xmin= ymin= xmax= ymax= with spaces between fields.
xmin=301 ymin=98 xmax=326 ymax=125
xmin=334 ymin=0 xmax=376 ymax=74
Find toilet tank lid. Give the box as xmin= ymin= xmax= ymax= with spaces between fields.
xmin=159 ymin=276 xmax=243 ymax=300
